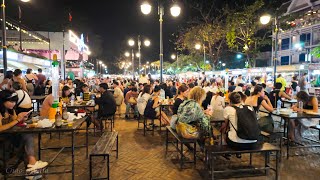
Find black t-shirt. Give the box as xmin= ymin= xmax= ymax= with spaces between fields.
xmin=253 ymin=96 xmax=264 ymax=113
xmin=291 ymin=81 xmax=297 ymax=91
xmin=172 ymin=98 xmax=184 ymax=115
xmin=228 ymin=85 xmax=236 ymax=92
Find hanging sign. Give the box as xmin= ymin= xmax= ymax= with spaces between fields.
xmin=69 ymin=30 xmax=91 ymax=55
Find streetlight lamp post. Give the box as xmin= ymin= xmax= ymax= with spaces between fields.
xmin=128 ymin=39 xmax=135 ymax=79
xmin=195 ymin=43 xmax=206 ymax=73
xmin=141 ymin=1 xmax=180 ymax=83
xmin=1 ymin=0 xmax=29 ymax=76
xmin=260 ymin=14 xmax=278 ymax=87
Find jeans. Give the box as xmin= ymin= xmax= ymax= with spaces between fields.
xmin=22 ymin=134 xmax=35 ymax=157
xmin=125 ymin=104 xmax=138 ymax=116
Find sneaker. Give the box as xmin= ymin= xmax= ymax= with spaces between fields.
xmin=25 ymin=174 xmax=42 ymax=180
xmin=26 ymin=161 xmax=48 ymax=173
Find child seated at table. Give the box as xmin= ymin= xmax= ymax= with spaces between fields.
xmin=0 ymin=90 xmax=48 ymax=174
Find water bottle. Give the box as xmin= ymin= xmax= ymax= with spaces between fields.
xmin=160 ymin=89 xmax=165 ymax=100
xmin=80 ymin=92 xmax=83 ymax=101
xmin=70 ymin=95 xmax=75 ymax=106
xmin=276 ymin=99 xmax=282 ymax=114
xmin=298 ymin=101 xmax=303 ymax=113
xmin=91 ymin=94 xmax=95 ymax=106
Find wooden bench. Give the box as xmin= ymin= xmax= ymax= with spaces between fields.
xmin=94 ymin=115 xmax=115 ymax=135
xmin=165 ymin=126 xmax=197 ymax=169
xmin=89 ymin=131 xmax=119 ymax=180
xmin=205 ymin=143 xmax=280 ymax=180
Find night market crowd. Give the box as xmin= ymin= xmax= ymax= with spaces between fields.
xmin=0 ymin=68 xmax=319 ymax=178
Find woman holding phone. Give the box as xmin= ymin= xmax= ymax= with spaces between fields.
xmin=0 ymin=90 xmax=48 ymax=174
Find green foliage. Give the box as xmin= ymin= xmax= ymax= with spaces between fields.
xmin=226 ymin=0 xmax=267 ymax=67
xmin=311 ymin=46 xmax=320 ymax=58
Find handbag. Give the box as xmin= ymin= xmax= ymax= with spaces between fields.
xmin=128 ymin=97 xmax=137 ymax=104
xmin=176 ymin=121 xmax=200 ymax=139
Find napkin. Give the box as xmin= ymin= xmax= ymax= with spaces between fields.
xmin=37 ymin=119 xmax=53 ymax=128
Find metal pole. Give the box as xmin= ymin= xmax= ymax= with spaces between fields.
xmin=159 ymin=6 xmax=164 ymax=83
xmin=131 ymin=49 xmax=134 ymax=80
xmin=274 ymin=17 xmax=279 ymax=87
xmin=138 ymin=35 xmax=141 ymax=75
xmin=18 ymin=6 xmax=22 ymax=51
xmin=1 ymin=0 xmax=7 ymax=76
xmin=62 ymin=30 xmax=66 ymax=80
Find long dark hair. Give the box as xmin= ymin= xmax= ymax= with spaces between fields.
xmin=0 ymin=90 xmax=18 ymax=116
xmin=62 ymin=86 xmax=71 ymax=98
xmin=252 ymin=85 xmax=264 ymax=96
xmin=296 ymin=91 xmax=313 ymax=104
xmin=141 ymin=85 xmax=151 ymax=96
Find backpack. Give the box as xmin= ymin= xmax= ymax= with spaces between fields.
xmin=144 ymin=99 xmax=157 ymax=119
xmin=230 ymin=105 xmax=260 ymax=140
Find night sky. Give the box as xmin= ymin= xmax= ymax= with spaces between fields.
xmin=5 ymin=0 xmax=191 ymax=72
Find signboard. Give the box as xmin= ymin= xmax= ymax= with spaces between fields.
xmin=69 ymin=30 xmax=91 ymax=55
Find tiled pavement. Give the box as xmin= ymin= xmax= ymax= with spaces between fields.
xmin=3 ymin=107 xmax=320 ymax=180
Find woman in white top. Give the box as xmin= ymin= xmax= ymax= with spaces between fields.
xmin=137 ymin=84 xmax=152 ymax=116
xmin=12 ymin=82 xmax=33 ymax=115
xmin=210 ymin=91 xmax=225 ymax=120
xmin=222 ymin=92 xmax=257 ymax=150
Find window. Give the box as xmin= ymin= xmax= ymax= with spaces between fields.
xmin=281 ymin=56 xmax=290 ymax=65
xmin=300 ymin=33 xmax=311 ymax=46
xmin=281 ymin=38 xmax=290 ymax=50
xmin=299 ymin=53 xmax=306 ymax=63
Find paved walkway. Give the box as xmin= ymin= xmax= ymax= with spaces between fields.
xmin=3 ymin=108 xmax=320 ymax=179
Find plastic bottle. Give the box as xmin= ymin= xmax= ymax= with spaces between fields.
xmin=80 ymin=92 xmax=83 ymax=101
xmin=276 ymin=99 xmax=282 ymax=113
xmin=55 ymin=108 xmax=62 ymax=128
xmin=62 ymin=103 xmax=69 ymax=120
xmin=91 ymin=94 xmax=95 ymax=106
xmin=160 ymin=89 xmax=165 ymax=100
xmin=70 ymin=95 xmax=75 ymax=106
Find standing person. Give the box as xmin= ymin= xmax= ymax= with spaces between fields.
xmin=13 ymin=69 xmax=27 ymax=92
xmin=139 ymin=74 xmax=149 ymax=84
xmin=298 ymin=73 xmax=308 ymax=92
xmin=291 ymin=76 xmax=298 ymax=96
xmin=36 ymin=68 xmax=46 ymax=86
xmin=236 ymin=75 xmax=244 ymax=86
xmin=25 ymin=69 xmax=38 ymax=96
xmin=113 ymin=81 xmax=124 ymax=115
xmin=0 ymin=70 xmax=13 ymax=90
xmin=0 ymin=90 xmax=48 ymax=174
xmin=276 ymin=74 xmax=287 ymax=92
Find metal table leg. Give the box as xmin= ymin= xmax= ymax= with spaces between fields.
xmin=71 ymin=131 xmax=75 ymax=180
xmin=38 ymin=133 xmax=41 ymax=159
xmin=86 ymin=121 xmax=89 ymax=159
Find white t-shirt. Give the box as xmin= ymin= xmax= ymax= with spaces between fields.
xmin=139 ymin=76 xmax=149 ymax=84
xmin=211 ymin=95 xmax=225 ymax=111
xmin=16 ymin=90 xmax=32 ymax=107
xmin=236 ymin=78 xmax=244 ymax=85
xmin=137 ymin=92 xmax=151 ymax=115
xmin=224 ymin=106 xmax=257 ymax=143
xmin=203 ymin=86 xmax=212 ymax=93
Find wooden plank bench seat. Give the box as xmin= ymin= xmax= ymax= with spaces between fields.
xmin=89 ymin=131 xmax=119 ymax=180
xmin=137 ymin=115 xmax=157 ymax=136
xmin=165 ymin=126 xmax=197 ymax=169
xmin=206 ymin=142 xmax=280 ymax=180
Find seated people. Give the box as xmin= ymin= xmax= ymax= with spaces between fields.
xmin=61 ymin=86 xmax=71 ymax=104
xmin=210 ymin=91 xmax=225 ymax=120
xmin=94 ymin=83 xmax=117 ymax=129
xmin=40 ymin=87 xmax=53 ymax=118
xmin=269 ymin=82 xmax=292 ymax=108
xmin=124 ymin=87 xmax=139 ymax=119
xmin=137 ymin=85 xmax=152 ymax=116
xmin=12 ymin=82 xmax=33 ymax=115
xmin=172 ymin=84 xmax=188 ymax=115
xmin=0 ymin=90 xmax=48 ymax=173
xmin=290 ymin=91 xmax=319 ymax=142
xmin=144 ymin=85 xmax=170 ymax=125
xmin=177 ymin=87 xmax=212 ymax=149
xmin=245 ymin=85 xmax=274 ymax=113
xmin=223 ymin=92 xmax=258 ymax=150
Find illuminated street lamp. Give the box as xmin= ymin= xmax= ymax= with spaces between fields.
xmin=144 ymin=40 xmax=151 ymax=47
xmin=141 ymin=0 xmax=181 ymax=82
xmin=125 ymin=52 xmax=130 ymax=57
xmin=260 ymin=13 xmax=278 ymax=87
xmin=171 ymin=54 xmax=176 ymax=60
xmin=128 ymin=39 xmax=135 ymax=46
xmin=195 ymin=43 xmax=206 ymax=73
